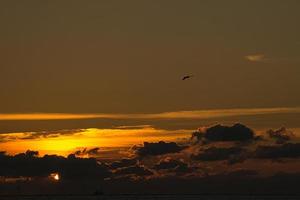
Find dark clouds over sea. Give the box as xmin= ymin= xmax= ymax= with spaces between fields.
xmin=1 ymin=123 xmax=300 ymax=195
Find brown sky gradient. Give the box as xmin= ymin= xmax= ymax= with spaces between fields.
xmin=1 ymin=0 xmax=300 ymax=114
xmin=1 ymin=2 xmax=300 ymax=195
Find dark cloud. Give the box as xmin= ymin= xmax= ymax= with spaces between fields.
xmin=227 ymin=153 xmax=249 ymax=165
xmin=173 ymin=163 xmax=194 ymax=174
xmin=192 ymin=123 xmax=255 ymax=142
xmin=191 ymin=146 xmax=245 ymax=161
xmin=255 ymin=143 xmax=300 ymax=159
xmin=113 ymin=165 xmax=153 ymax=176
xmin=154 ymin=157 xmax=187 ymax=170
xmin=153 ymin=157 xmax=193 ymax=174
xmin=1 ymin=123 xmax=300 ymax=195
xmin=109 ymin=158 xmax=137 ymax=170
xmin=191 ymin=131 xmax=204 ymax=143
xmin=0 ymin=151 xmax=111 ymax=180
xmin=267 ymin=127 xmax=294 ymax=144
xmin=136 ymin=141 xmax=185 ymax=157
xmin=190 ymin=125 xmax=300 ymax=163
xmin=190 ymin=141 xmax=300 ymax=163
xmin=74 ymin=147 xmax=101 ymax=157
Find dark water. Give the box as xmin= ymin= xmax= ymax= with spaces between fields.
xmin=1 ymin=195 xmax=299 ymax=200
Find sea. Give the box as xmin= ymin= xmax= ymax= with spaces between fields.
xmin=1 ymin=195 xmax=299 ymax=200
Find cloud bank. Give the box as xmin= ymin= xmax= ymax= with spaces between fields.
xmin=1 ymin=123 xmax=300 ymax=195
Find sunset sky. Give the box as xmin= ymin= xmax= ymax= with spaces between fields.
xmin=1 ymin=0 xmax=300 ymax=195
xmin=1 ymin=0 xmax=300 ymax=114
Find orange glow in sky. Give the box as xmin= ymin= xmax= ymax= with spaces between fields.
xmin=0 ymin=127 xmax=191 ymax=156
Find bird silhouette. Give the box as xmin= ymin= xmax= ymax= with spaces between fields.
xmin=182 ymin=75 xmax=193 ymax=80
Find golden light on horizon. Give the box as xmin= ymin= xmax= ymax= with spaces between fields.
xmin=54 ymin=174 xmax=59 ymax=180
xmin=50 ymin=173 xmax=60 ymax=181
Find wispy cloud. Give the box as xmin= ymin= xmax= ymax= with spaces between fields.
xmin=0 ymin=107 xmax=300 ymax=121
xmin=0 ymin=129 xmax=83 ymax=143
xmin=245 ymin=54 xmax=267 ymax=62
xmin=114 ymin=125 xmax=153 ymax=129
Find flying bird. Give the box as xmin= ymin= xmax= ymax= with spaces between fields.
xmin=182 ymin=75 xmax=193 ymax=80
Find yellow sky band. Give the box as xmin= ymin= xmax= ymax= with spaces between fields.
xmin=0 ymin=107 xmax=299 ymax=120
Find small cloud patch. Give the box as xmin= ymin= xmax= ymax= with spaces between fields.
xmin=245 ymin=54 xmax=267 ymax=62
xmin=136 ymin=141 xmax=186 ymax=157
